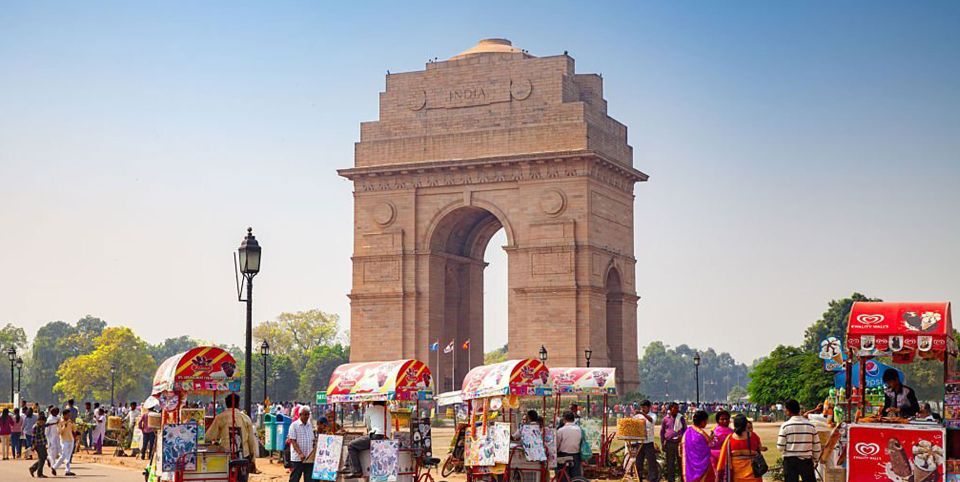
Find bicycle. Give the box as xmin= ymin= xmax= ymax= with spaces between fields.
xmin=551 ymin=456 xmax=589 ymax=482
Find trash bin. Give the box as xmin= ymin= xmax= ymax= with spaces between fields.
xmin=275 ymin=414 xmax=291 ymax=451
xmin=263 ymin=413 xmax=276 ymax=451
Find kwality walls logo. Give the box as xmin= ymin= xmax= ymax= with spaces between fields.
xmin=854 ymin=313 xmax=888 ymax=329
xmin=854 ymin=442 xmax=881 ymax=459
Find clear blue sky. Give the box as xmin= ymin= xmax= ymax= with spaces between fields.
xmin=1 ymin=1 xmax=958 ymax=363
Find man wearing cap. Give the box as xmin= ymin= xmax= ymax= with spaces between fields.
xmin=287 ymin=406 xmax=316 ymax=482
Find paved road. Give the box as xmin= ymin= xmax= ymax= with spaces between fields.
xmin=0 ymin=458 xmax=144 ymax=481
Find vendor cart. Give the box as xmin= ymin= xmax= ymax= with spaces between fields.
xmin=325 ymin=359 xmax=437 ymax=482
xmin=548 ymin=367 xmax=618 ymax=479
xmin=840 ymin=301 xmax=955 ymax=482
xmin=145 ymin=346 xmax=243 ymax=482
xmin=460 ymin=359 xmax=553 ymax=482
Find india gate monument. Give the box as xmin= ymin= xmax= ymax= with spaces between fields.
xmin=339 ymin=39 xmax=647 ymax=393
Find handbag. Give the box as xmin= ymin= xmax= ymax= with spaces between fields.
xmin=747 ymin=430 xmax=768 ymax=477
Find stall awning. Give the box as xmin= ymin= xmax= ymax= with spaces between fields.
xmin=846 ymin=302 xmax=955 ymax=359
xmin=436 ymin=390 xmax=463 ymax=407
xmin=549 ymin=367 xmax=617 ymax=395
xmin=461 ymin=359 xmax=552 ymax=400
xmin=152 ymin=346 xmax=240 ymax=395
xmin=326 ymin=360 xmax=432 ymax=403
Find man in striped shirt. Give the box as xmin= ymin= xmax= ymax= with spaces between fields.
xmin=776 ymin=399 xmax=821 ymax=482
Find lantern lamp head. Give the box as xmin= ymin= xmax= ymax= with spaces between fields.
xmin=238 ymin=227 xmax=262 ymax=275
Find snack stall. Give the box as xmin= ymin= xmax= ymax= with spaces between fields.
xmin=548 ymin=367 xmax=618 ymax=479
xmin=843 ymin=302 xmax=954 ymax=482
xmin=460 ymin=359 xmax=553 ymax=482
xmin=324 ymin=360 xmax=434 ymax=482
xmin=146 ymin=346 xmax=242 ymax=482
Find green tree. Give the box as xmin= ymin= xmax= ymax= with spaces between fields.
xmin=638 ymin=341 xmax=749 ymax=401
xmin=297 ymin=343 xmax=350 ymax=400
xmin=60 ymin=315 xmax=107 ymax=357
xmin=0 ymin=323 xmax=28 ymax=401
xmin=28 ymin=321 xmax=77 ymax=403
xmin=747 ymin=345 xmax=830 ymax=408
xmin=484 ymin=344 xmax=508 ymax=364
xmin=54 ymin=326 xmax=155 ymax=403
xmin=802 ymin=293 xmax=881 ymax=351
xmin=150 ymin=336 xmax=204 ymax=363
xmin=253 ymin=309 xmax=340 ymax=365
xmin=727 ymin=385 xmax=748 ymax=403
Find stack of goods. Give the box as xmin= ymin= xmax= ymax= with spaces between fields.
xmin=107 ymin=416 xmax=123 ymax=431
xmin=616 ymin=417 xmax=646 ymax=438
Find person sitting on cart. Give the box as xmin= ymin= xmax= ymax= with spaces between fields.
xmin=206 ymin=393 xmax=259 ymax=481
xmin=555 ymin=411 xmax=584 ymax=477
xmin=881 ymin=368 xmax=919 ymax=418
xmin=342 ymin=401 xmax=392 ymax=478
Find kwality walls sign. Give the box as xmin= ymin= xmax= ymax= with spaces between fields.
xmin=847 ymin=424 xmax=944 ymax=482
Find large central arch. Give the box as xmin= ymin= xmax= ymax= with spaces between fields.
xmin=426 ymin=205 xmax=510 ymax=390
xmin=339 ymin=39 xmax=647 ymax=393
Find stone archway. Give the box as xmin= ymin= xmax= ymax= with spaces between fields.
xmin=339 ymin=39 xmax=647 ymax=393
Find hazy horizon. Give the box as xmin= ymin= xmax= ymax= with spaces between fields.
xmin=2 ymin=1 xmax=958 ymax=364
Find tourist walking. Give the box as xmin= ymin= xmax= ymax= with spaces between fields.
xmin=22 ymin=407 xmax=37 ymax=460
xmin=635 ymin=400 xmax=660 ymax=482
xmin=28 ymin=412 xmax=49 ymax=478
xmin=715 ymin=414 xmax=765 ymax=482
xmin=709 ymin=411 xmax=732 ymax=467
xmin=776 ymin=400 xmax=820 ymax=482
xmin=92 ymin=407 xmax=106 ymax=454
xmin=11 ymin=408 xmax=24 ymax=458
xmin=287 ymin=406 xmax=316 ymax=482
xmin=682 ymin=411 xmax=715 ymax=482
xmin=139 ymin=409 xmax=158 ymax=461
xmin=0 ymin=408 xmax=12 ymax=459
xmin=45 ymin=407 xmax=61 ymax=469
xmin=51 ymin=410 xmax=77 ymax=476
xmin=661 ymin=402 xmax=686 ymax=482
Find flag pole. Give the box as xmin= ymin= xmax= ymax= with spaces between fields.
xmin=435 ymin=341 xmax=440 ymax=419
xmin=452 ymin=341 xmax=457 ymax=392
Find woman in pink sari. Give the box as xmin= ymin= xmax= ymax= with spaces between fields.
xmin=710 ymin=411 xmax=733 ymax=466
xmin=682 ymin=411 xmax=716 ymax=482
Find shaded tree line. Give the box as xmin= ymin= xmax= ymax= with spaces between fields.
xmin=638 ymin=342 xmax=751 ymax=402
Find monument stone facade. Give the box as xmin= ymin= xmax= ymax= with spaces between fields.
xmin=339 ymin=39 xmax=647 ymax=393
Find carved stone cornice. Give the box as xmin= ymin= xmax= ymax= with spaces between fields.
xmin=338 ymin=150 xmax=648 ymax=194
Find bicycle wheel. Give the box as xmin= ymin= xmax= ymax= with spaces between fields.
xmin=441 ymin=457 xmax=457 ymax=477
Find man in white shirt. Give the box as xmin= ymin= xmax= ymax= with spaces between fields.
xmin=342 ymin=402 xmax=391 ymax=478
xmin=554 ymin=411 xmax=583 ymax=477
xmin=776 ymin=399 xmax=821 ymax=482
xmin=287 ymin=407 xmax=316 ymax=482
xmin=635 ymin=400 xmax=660 ymax=482
xmin=45 ymin=407 xmax=61 ymax=468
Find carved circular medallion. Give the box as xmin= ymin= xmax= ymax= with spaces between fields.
xmin=540 ymin=189 xmax=566 ymax=216
xmin=510 ymin=79 xmax=533 ymax=101
xmin=372 ymin=202 xmax=396 ymax=226
xmin=407 ymin=89 xmax=427 ymax=111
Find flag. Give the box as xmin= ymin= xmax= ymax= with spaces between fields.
xmin=429 ymin=340 xmax=440 ymax=352
xmin=443 ymin=340 xmax=455 ymax=354
xmin=462 ymin=339 xmax=471 ymax=350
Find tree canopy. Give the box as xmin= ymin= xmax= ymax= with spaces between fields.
xmin=253 ymin=309 xmax=340 ymax=365
xmin=53 ymin=326 xmax=155 ymax=402
xmin=801 ymin=293 xmax=881 ymax=352
xmin=638 ymin=342 xmax=749 ymax=401
xmin=747 ymin=345 xmax=831 ymax=407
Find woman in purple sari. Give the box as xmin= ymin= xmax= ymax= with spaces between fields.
xmin=710 ymin=411 xmax=733 ymax=466
xmin=682 ymin=411 xmax=716 ymax=482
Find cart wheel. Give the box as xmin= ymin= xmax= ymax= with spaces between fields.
xmin=441 ymin=457 xmax=457 ymax=477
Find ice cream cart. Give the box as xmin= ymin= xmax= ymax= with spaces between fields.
xmin=146 ymin=346 xmax=242 ymax=482
xmin=547 ymin=367 xmax=617 ymax=479
xmin=843 ymin=302 xmax=954 ymax=482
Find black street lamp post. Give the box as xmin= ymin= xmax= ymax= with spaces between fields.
xmin=110 ymin=365 xmax=116 ymax=409
xmin=236 ymin=228 xmax=262 ymax=416
xmin=6 ymin=347 xmax=15 ymax=403
xmin=260 ymin=340 xmax=269 ymax=407
xmin=539 ymin=345 xmax=548 ymax=364
xmin=15 ymin=357 xmax=23 ymax=398
xmin=693 ymin=352 xmax=701 ymax=407
xmin=584 ymin=347 xmax=593 ymax=416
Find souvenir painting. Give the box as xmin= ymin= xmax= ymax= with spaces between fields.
xmin=492 ymin=423 xmax=511 ymax=464
xmin=311 ymin=435 xmax=344 ymax=481
xmin=131 ymin=426 xmax=143 ymax=450
xmin=520 ymin=424 xmax=547 ymax=461
xmin=370 ymin=439 xmax=400 ymax=482
xmin=581 ymin=418 xmax=602 ymax=452
xmin=161 ymin=423 xmax=198 ymax=472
